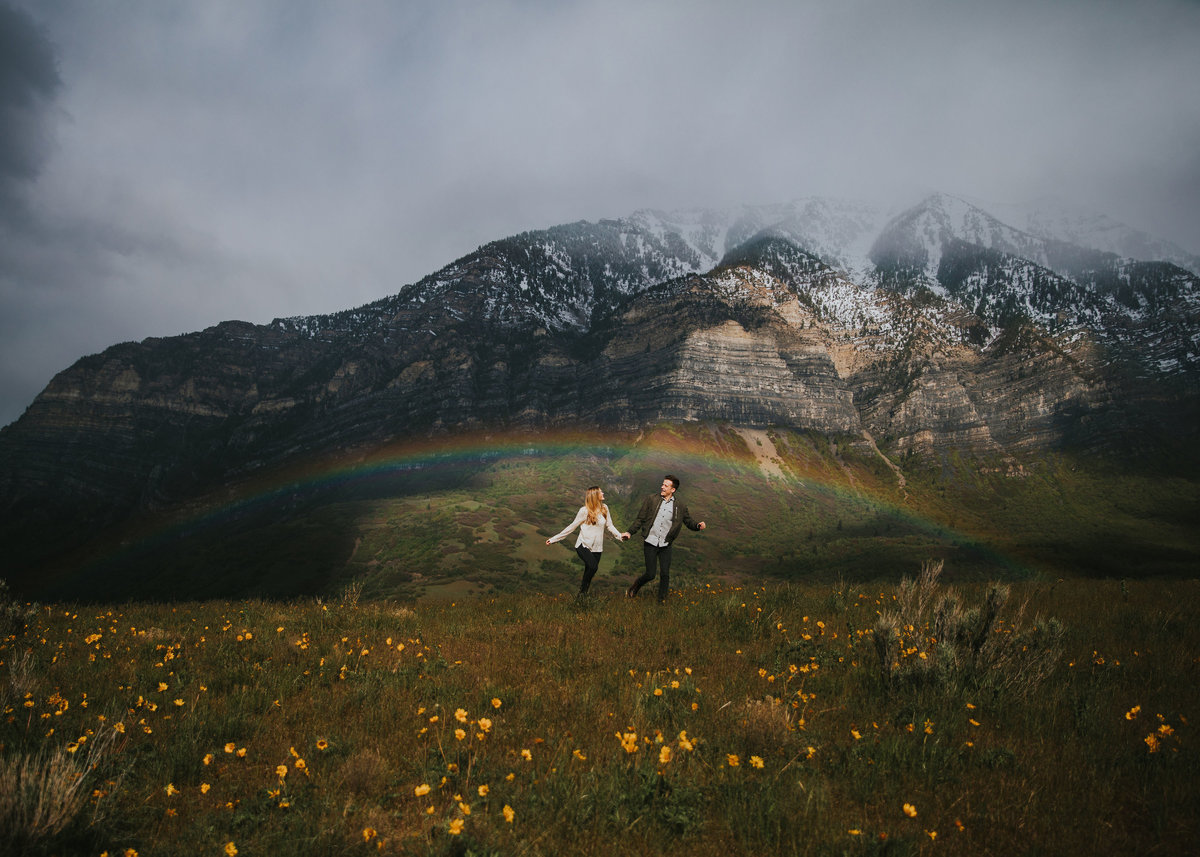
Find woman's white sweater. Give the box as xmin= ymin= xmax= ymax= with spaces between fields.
xmin=548 ymin=506 xmax=623 ymax=552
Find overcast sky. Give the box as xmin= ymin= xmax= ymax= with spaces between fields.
xmin=2 ymin=0 xmax=1199 ymax=427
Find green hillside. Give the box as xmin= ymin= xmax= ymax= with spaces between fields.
xmin=18 ymin=423 xmax=1200 ymax=603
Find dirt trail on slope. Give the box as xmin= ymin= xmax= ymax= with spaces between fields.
xmin=859 ymin=428 xmax=908 ymax=499
xmin=733 ymin=427 xmax=787 ymax=480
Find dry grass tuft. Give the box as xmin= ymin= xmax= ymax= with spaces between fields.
xmin=0 ymin=725 xmax=124 ymax=852
xmin=873 ymin=559 xmax=1064 ymax=699
xmin=733 ymin=696 xmax=797 ymax=756
xmin=336 ymin=748 xmax=390 ymax=796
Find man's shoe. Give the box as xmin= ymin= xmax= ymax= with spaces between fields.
xmin=625 ymin=586 xmax=637 ymax=599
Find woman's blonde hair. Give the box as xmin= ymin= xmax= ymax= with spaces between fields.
xmin=584 ymin=486 xmax=608 ymax=526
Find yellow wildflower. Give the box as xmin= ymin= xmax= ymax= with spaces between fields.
xmin=455 ymin=708 xmax=468 ymax=723
xmin=491 ymin=698 xmax=502 ymax=709
xmin=726 ymin=754 xmax=740 ymax=767
xmin=478 ymin=717 xmax=492 ymax=732
xmin=749 ymin=755 xmax=764 ymax=769
xmin=503 ymin=804 xmax=515 ymax=823
xmin=224 ymin=743 xmax=236 ymax=754
xmin=659 ymin=746 xmax=672 ymax=765
xmin=224 ymin=843 xmax=238 ymax=857
xmin=455 ymin=728 xmax=466 ymax=741
xmin=414 ymin=783 xmax=431 ymax=796
xmin=903 ymin=803 xmax=918 ymax=818
xmin=521 ymin=748 xmax=533 ymax=761
xmin=165 ymin=783 xmax=179 ymax=796
xmin=458 ymin=801 xmax=471 ymax=815
xmin=362 ymin=827 xmax=376 ymax=842
xmin=448 ymin=819 xmax=464 ymax=836
xmin=201 ymin=783 xmax=211 ymax=794
xmin=478 ymin=784 xmax=489 ymax=797
xmin=275 ymin=765 xmax=288 ymax=779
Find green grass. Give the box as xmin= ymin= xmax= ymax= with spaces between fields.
xmin=2 ymin=574 xmax=1197 ymax=855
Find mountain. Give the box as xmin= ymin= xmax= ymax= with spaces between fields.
xmin=979 ymin=195 xmax=1200 ymax=276
xmin=2 ymin=192 xmax=1198 ymax=594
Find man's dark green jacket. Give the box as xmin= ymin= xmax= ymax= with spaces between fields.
xmin=625 ymin=493 xmax=702 ymax=545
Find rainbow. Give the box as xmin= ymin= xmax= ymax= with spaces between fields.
xmin=82 ymin=427 xmax=1030 ymax=584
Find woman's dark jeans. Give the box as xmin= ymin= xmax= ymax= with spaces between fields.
xmin=576 ymin=546 xmax=602 ymax=593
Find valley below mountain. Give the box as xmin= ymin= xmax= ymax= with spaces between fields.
xmin=3 ymin=193 xmax=1198 ymax=600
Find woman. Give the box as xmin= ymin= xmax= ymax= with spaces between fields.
xmin=546 ymin=486 xmax=626 ymax=596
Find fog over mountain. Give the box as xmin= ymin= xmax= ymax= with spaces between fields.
xmin=2 ymin=0 xmax=1198 ymax=427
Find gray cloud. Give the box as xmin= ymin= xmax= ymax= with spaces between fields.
xmin=2 ymin=0 xmax=1199 ymax=426
xmin=0 ymin=0 xmax=59 ymax=194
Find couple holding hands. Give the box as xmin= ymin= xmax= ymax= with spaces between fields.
xmin=545 ymin=475 xmax=706 ymax=603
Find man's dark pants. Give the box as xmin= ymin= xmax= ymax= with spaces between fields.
xmin=630 ymin=541 xmax=672 ymax=602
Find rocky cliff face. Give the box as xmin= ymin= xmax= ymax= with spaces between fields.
xmin=2 ymin=193 xmax=1197 ymax=570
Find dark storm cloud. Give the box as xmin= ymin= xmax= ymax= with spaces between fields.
xmin=0 ymin=1 xmax=59 ymax=196
xmin=1 ymin=0 xmax=1198 ymax=427
xmin=0 ymin=0 xmax=64 ymax=424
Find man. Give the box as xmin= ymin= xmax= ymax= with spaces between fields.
xmin=621 ymin=474 xmax=706 ymax=603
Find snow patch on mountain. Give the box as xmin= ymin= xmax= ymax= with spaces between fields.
xmin=268 ymin=191 xmax=1198 ymax=381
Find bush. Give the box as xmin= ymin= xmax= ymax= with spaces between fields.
xmin=0 ymin=725 xmax=126 ymax=854
xmin=0 ymin=579 xmax=35 ymax=640
xmin=873 ymin=560 xmax=1065 ymax=700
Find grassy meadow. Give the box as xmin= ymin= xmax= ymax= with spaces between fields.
xmin=3 ymin=569 xmax=1198 ymax=856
